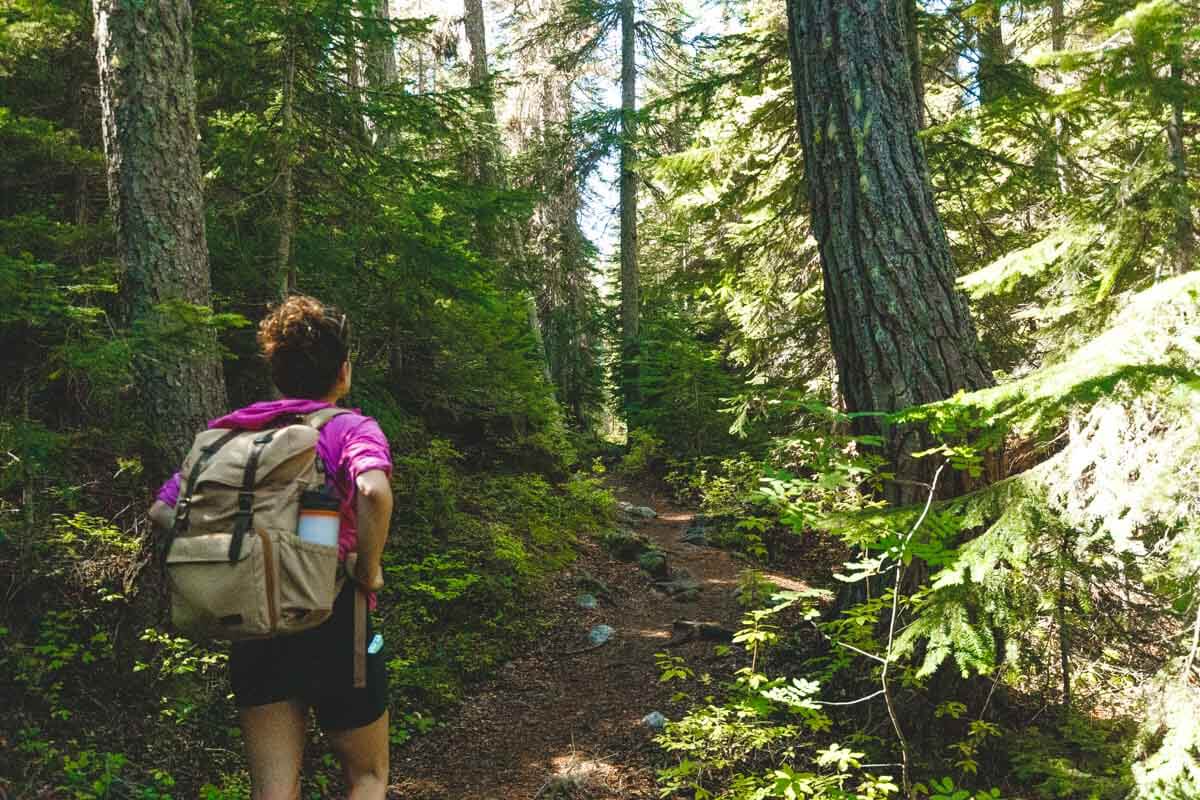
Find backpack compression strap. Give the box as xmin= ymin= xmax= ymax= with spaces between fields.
xmin=303 ymin=407 xmax=352 ymax=430
xmin=223 ymin=409 xmax=347 ymax=561
xmin=228 ymin=430 xmax=276 ymax=562
xmin=163 ymin=429 xmax=242 ymax=567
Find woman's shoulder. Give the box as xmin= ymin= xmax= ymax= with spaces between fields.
xmin=322 ymin=408 xmax=389 ymax=444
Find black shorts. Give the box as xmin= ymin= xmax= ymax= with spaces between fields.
xmin=230 ymin=581 xmax=388 ymax=732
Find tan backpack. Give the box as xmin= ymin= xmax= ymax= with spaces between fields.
xmin=164 ymin=408 xmax=351 ymax=642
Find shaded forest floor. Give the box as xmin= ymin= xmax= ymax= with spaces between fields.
xmin=391 ymin=481 xmax=820 ymax=799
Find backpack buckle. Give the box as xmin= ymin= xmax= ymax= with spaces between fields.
xmin=236 ymin=491 xmax=255 ymax=515
xmin=173 ymin=499 xmax=191 ymax=529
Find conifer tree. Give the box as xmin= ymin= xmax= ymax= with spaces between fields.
xmin=92 ymin=0 xmax=227 ymax=465
xmin=543 ymin=0 xmax=685 ymax=408
xmin=786 ymin=0 xmax=993 ymax=500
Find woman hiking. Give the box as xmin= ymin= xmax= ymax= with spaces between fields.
xmin=148 ymin=295 xmax=393 ymax=800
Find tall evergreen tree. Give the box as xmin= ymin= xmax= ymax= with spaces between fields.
xmin=92 ymin=0 xmax=227 ymax=465
xmin=541 ymin=0 xmax=685 ymax=409
xmin=785 ymin=0 xmax=993 ymax=499
xmin=618 ymin=0 xmax=640 ymax=403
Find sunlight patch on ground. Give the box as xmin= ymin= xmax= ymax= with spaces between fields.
xmin=625 ymin=627 xmax=672 ymax=639
xmin=532 ymin=751 xmax=622 ymax=798
xmin=761 ymin=573 xmax=812 ymax=593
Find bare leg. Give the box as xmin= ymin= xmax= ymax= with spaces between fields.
xmin=326 ymin=711 xmax=390 ymax=800
xmin=240 ymin=700 xmax=307 ymax=800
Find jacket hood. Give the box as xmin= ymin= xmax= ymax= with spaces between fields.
xmin=208 ymin=399 xmax=334 ymax=430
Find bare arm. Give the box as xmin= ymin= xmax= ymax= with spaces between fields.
xmin=353 ymin=469 xmax=393 ymax=591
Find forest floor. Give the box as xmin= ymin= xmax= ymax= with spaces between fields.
xmin=391 ymin=481 xmax=820 ymax=799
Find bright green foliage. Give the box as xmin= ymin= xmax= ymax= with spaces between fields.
xmin=0 ymin=0 xmax=614 ymax=793
xmin=3 ymin=0 xmax=1200 ymax=794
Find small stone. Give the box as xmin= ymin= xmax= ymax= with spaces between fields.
xmin=641 ymin=711 xmax=667 ymax=730
xmin=577 ymin=593 xmax=598 ymax=610
xmin=673 ymin=588 xmax=701 ymax=603
xmin=588 ymin=624 xmax=615 ymax=645
xmin=617 ymin=501 xmax=658 ymax=521
xmin=638 ymin=550 xmax=669 ymax=579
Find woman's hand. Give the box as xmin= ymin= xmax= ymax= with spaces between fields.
xmin=353 ymin=558 xmax=386 ymax=592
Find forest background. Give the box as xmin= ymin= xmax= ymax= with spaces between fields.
xmin=2 ymin=0 xmax=1199 ymax=797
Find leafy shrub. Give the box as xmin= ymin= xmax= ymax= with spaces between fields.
xmin=618 ymin=429 xmax=665 ymax=476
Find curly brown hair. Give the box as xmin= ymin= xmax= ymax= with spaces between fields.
xmin=257 ymin=295 xmax=351 ymax=399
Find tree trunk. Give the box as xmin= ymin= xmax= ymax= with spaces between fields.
xmin=463 ymin=0 xmax=553 ymax=383
xmin=93 ymin=0 xmax=227 ymax=467
xmin=619 ymin=0 xmax=640 ymax=403
xmin=277 ymin=36 xmax=297 ymax=298
xmin=904 ymin=0 xmax=924 ymax=128
xmin=366 ymin=0 xmax=397 ymax=148
xmin=976 ymin=0 xmax=1006 ymax=106
xmin=785 ymin=0 xmax=993 ymax=502
xmin=464 ymin=0 xmax=499 ymax=244
xmin=1051 ymin=0 xmax=1070 ymax=194
xmin=1166 ymin=50 xmax=1195 ymax=275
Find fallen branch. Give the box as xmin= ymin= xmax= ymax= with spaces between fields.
xmin=665 ymin=619 xmax=736 ymax=647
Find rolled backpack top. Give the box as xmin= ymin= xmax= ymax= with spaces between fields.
xmin=164 ymin=407 xmax=350 ymax=642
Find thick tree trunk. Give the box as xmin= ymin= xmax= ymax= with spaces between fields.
xmin=93 ymin=0 xmax=227 ymax=467
xmin=1166 ymin=51 xmax=1195 ymax=275
xmin=619 ymin=0 xmax=640 ymax=403
xmin=277 ymin=38 xmax=297 ymax=298
xmin=785 ymin=0 xmax=993 ymax=502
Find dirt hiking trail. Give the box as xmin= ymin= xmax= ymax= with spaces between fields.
xmin=391 ymin=482 xmax=813 ymax=799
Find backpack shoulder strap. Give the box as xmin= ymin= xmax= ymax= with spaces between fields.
xmin=302 ymin=407 xmax=353 ymax=430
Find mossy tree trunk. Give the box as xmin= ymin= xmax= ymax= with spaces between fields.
xmin=92 ymin=0 xmax=227 ymax=467
xmin=785 ymin=0 xmax=993 ymax=503
xmin=904 ymin=0 xmax=923 ymax=129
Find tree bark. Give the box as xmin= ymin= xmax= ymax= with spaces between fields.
xmin=619 ymin=0 xmax=640 ymax=403
xmin=277 ymin=35 xmax=297 ymax=298
xmin=365 ymin=0 xmax=397 ymax=148
xmin=976 ymin=0 xmax=1006 ymax=106
xmin=464 ymin=0 xmax=499 ymax=239
xmin=785 ymin=0 xmax=993 ymax=502
xmin=93 ymin=0 xmax=227 ymax=467
xmin=1166 ymin=49 xmax=1194 ymax=275
xmin=904 ymin=0 xmax=924 ymax=128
